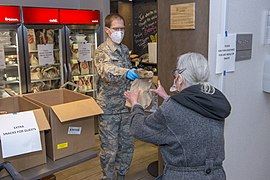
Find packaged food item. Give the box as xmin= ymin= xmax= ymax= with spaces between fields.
xmin=80 ymin=62 xmax=90 ymax=75
xmin=126 ymin=69 xmax=154 ymax=109
xmin=31 ymin=67 xmax=42 ymax=80
xmin=46 ymin=29 xmax=54 ymax=44
xmin=71 ymin=44 xmax=79 ymax=59
xmin=5 ymin=55 xmax=17 ymax=65
xmin=31 ymin=82 xmax=45 ymax=93
xmin=77 ymin=77 xmax=87 ymax=91
xmin=85 ymin=76 xmax=92 ymax=90
xmin=30 ymin=54 xmax=39 ymax=66
xmin=136 ymin=68 xmax=154 ymax=79
xmin=87 ymin=34 xmax=95 ymax=43
xmin=73 ymin=34 xmax=87 ymax=43
xmin=71 ymin=60 xmax=80 ymax=75
xmin=0 ymin=31 xmax=11 ymax=45
xmin=36 ymin=29 xmax=46 ymax=45
xmin=54 ymin=51 xmax=60 ymax=63
xmin=28 ymin=29 xmax=37 ymax=50
xmin=42 ymin=66 xmax=60 ymax=79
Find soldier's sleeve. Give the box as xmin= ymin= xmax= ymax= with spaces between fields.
xmin=94 ymin=48 xmax=129 ymax=82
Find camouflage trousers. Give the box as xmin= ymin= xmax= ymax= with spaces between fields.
xmin=99 ymin=113 xmax=134 ymax=180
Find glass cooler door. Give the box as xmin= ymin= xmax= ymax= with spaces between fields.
xmin=24 ymin=25 xmax=65 ymax=93
xmin=65 ymin=27 xmax=97 ymax=96
xmin=0 ymin=26 xmax=24 ymax=97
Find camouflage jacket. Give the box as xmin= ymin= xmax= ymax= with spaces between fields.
xmin=94 ymin=38 xmax=132 ymax=114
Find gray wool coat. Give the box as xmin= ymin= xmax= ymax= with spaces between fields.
xmin=130 ymin=98 xmax=226 ymax=180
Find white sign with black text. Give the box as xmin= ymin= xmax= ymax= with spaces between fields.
xmin=68 ymin=127 xmax=82 ymax=135
xmin=0 ymin=111 xmax=41 ymax=158
xmin=38 ymin=44 xmax=54 ymax=65
xmin=78 ymin=43 xmax=92 ymax=62
xmin=216 ymin=34 xmax=236 ymax=74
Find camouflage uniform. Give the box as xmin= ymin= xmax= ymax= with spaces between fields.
xmin=94 ymin=37 xmax=134 ymax=180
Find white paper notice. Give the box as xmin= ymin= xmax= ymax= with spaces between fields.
xmin=0 ymin=111 xmax=42 ymax=158
xmin=0 ymin=45 xmax=6 ymax=69
xmin=38 ymin=44 xmax=54 ymax=65
xmin=216 ymin=34 xmax=236 ymax=74
xmin=78 ymin=43 xmax=92 ymax=62
xmin=68 ymin=127 xmax=82 ymax=135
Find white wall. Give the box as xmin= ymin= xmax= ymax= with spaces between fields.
xmin=209 ymin=0 xmax=270 ymax=179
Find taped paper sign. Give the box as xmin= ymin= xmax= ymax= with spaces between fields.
xmin=0 ymin=111 xmax=41 ymax=158
xmin=78 ymin=42 xmax=92 ymax=62
xmin=216 ymin=34 xmax=236 ymax=74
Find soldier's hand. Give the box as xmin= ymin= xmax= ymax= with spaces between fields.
xmin=126 ymin=68 xmax=139 ymax=81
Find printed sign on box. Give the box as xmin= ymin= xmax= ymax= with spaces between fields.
xmin=0 ymin=111 xmax=42 ymax=158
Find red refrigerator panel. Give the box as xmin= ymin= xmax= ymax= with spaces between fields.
xmin=22 ymin=7 xmax=59 ymax=24
xmin=59 ymin=9 xmax=100 ymax=24
xmin=0 ymin=6 xmax=20 ymax=23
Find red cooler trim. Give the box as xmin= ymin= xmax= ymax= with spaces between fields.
xmin=0 ymin=6 xmax=20 ymax=23
xmin=22 ymin=7 xmax=59 ymax=24
xmin=59 ymin=9 xmax=100 ymax=25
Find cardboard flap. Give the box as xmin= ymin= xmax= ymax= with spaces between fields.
xmin=51 ymin=98 xmax=103 ymax=123
xmin=33 ymin=109 xmax=51 ymax=131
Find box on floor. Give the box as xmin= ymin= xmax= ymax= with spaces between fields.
xmin=23 ymin=89 xmax=103 ymax=161
xmin=0 ymin=96 xmax=50 ymax=178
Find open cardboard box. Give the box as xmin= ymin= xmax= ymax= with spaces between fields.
xmin=23 ymin=89 xmax=103 ymax=161
xmin=0 ymin=96 xmax=50 ymax=178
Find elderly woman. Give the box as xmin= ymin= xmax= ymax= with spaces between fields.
xmin=124 ymin=52 xmax=231 ymax=180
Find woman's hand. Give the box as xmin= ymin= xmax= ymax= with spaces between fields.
xmin=150 ymin=80 xmax=169 ymax=100
xmin=124 ymin=90 xmax=141 ymax=106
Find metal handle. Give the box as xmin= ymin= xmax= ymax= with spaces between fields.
xmin=60 ymin=81 xmax=79 ymax=91
xmin=0 ymin=161 xmax=24 ymax=180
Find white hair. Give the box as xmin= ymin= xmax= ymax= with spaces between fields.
xmin=176 ymin=52 xmax=215 ymax=94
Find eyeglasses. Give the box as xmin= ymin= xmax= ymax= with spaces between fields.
xmin=110 ymin=27 xmax=125 ymax=31
xmin=172 ymin=68 xmax=186 ymax=77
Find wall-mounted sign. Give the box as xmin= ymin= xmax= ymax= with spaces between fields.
xmin=170 ymin=3 xmax=195 ymax=30
xmin=216 ymin=34 xmax=236 ymax=74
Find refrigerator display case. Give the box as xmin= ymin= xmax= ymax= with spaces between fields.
xmin=22 ymin=7 xmax=66 ymax=93
xmin=0 ymin=6 xmax=26 ymax=97
xmin=60 ymin=9 xmax=100 ymax=96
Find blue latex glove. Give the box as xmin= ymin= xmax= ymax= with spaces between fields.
xmin=126 ymin=68 xmax=139 ymax=81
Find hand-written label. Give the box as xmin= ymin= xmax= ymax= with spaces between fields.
xmin=133 ymin=2 xmax=157 ymax=55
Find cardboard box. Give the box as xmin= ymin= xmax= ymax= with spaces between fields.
xmin=23 ymin=89 xmax=103 ymax=161
xmin=0 ymin=96 xmax=50 ymax=178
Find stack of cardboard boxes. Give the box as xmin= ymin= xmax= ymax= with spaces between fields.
xmin=0 ymin=89 xmax=103 ymax=178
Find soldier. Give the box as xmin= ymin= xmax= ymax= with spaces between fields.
xmin=94 ymin=13 xmax=138 ymax=180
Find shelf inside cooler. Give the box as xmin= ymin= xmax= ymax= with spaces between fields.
xmin=30 ymin=63 xmax=61 ymax=68
xmin=29 ymin=48 xmax=60 ymax=53
xmin=31 ymin=77 xmax=61 ymax=83
xmin=0 ymin=80 xmax=20 ymax=84
xmin=5 ymin=64 xmax=18 ymax=67
xmin=72 ymin=74 xmax=94 ymax=78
